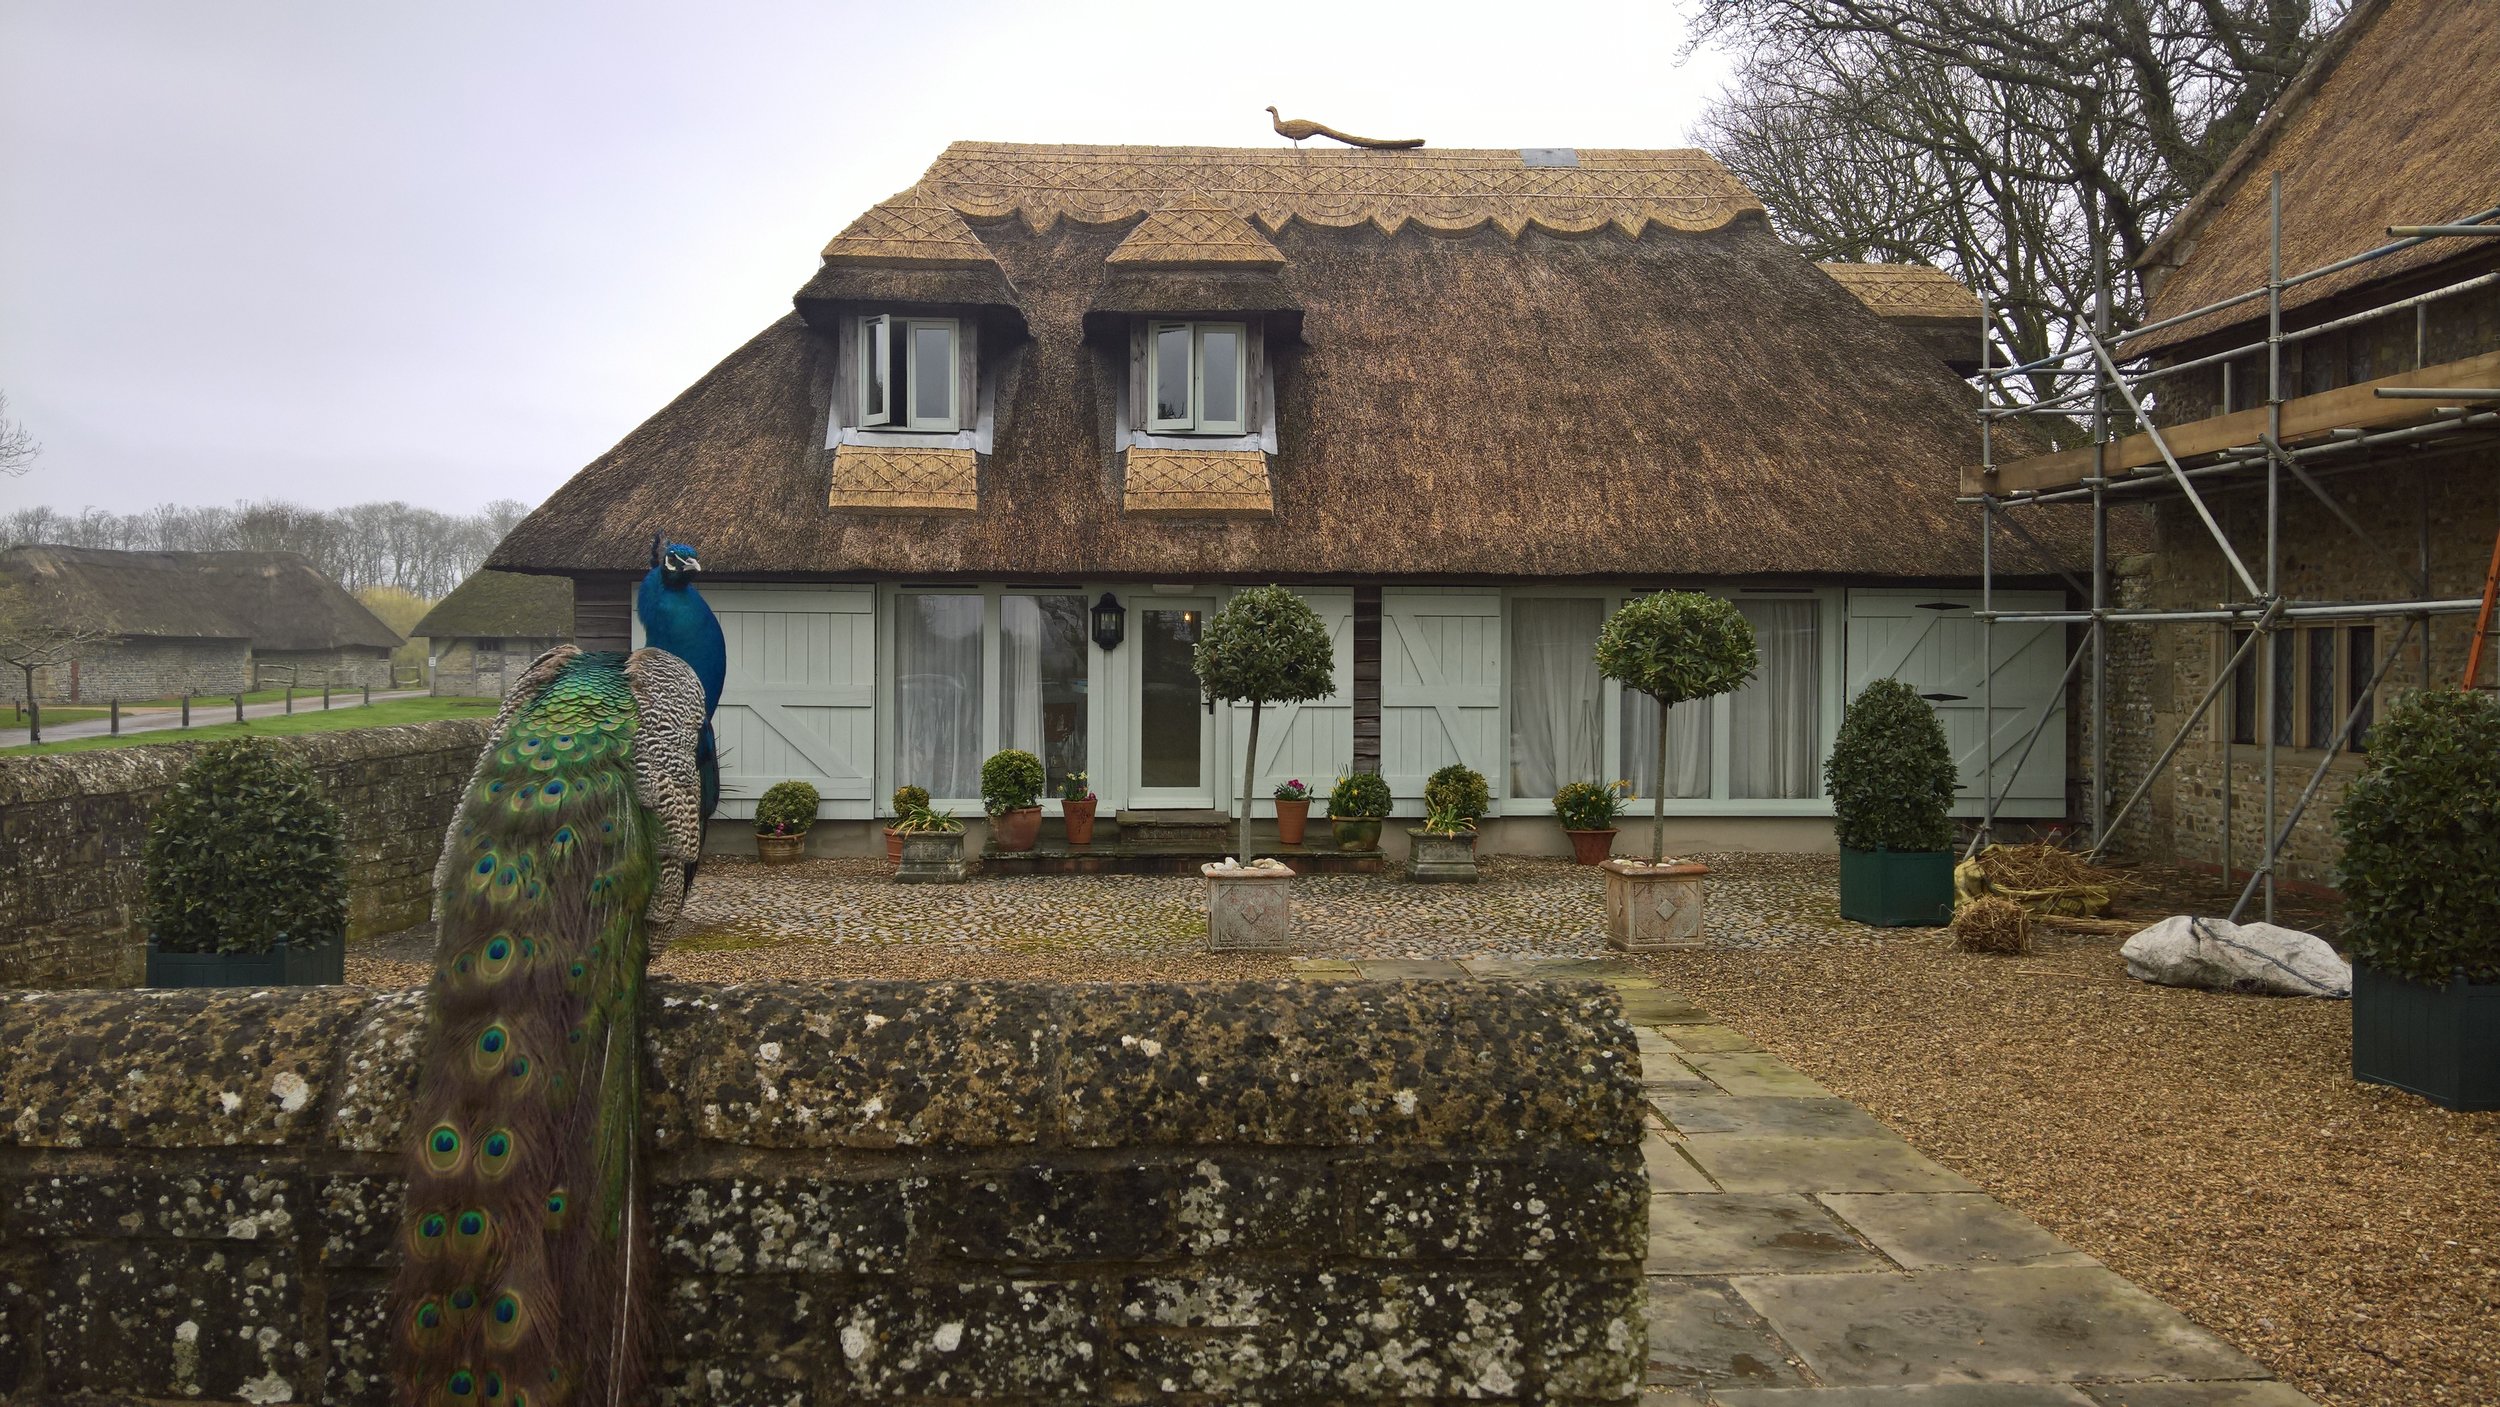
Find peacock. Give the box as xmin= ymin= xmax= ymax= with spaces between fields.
xmin=390 ymin=541 xmax=724 ymax=1407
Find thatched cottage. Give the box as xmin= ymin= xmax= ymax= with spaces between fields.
xmin=492 ymin=142 xmax=2077 ymax=853
xmin=412 ymin=569 xmax=574 ymax=698
xmin=0 ymin=545 xmax=403 ymax=702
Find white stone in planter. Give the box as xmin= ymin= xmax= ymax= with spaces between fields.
xmin=1602 ymin=858 xmax=1709 ymax=950
xmin=1205 ymin=859 xmax=1298 ymax=952
xmin=2120 ymin=915 xmax=2351 ymax=998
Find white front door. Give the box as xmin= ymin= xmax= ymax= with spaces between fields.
xmin=1130 ymin=597 xmax=1216 ymax=808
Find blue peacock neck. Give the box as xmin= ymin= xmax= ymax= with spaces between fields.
xmin=637 ymin=565 xmax=726 ymax=722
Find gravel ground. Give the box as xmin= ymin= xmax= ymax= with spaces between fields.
xmin=1638 ymin=927 xmax=2499 ymax=1407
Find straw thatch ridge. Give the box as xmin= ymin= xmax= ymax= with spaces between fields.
xmin=1 ymin=546 xmax=403 ymax=650
xmin=792 ymin=261 xmax=1028 ymax=335
xmin=2131 ymin=0 xmax=2500 ymax=354
xmin=411 ymin=570 xmax=573 ymax=640
xmin=493 ymin=201 xmax=2082 ymax=582
xmin=1821 ymin=263 xmax=1985 ymax=323
xmin=1105 ymin=202 xmax=1286 ymax=268
xmin=1084 ymin=268 xmax=1302 ymax=328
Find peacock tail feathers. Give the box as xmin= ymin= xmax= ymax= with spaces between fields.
xmin=394 ymin=646 xmax=705 ymax=1407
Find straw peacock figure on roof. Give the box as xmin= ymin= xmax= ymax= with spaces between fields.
xmin=388 ymin=538 xmax=725 ymax=1407
xmin=1266 ymin=106 xmax=1424 ymax=149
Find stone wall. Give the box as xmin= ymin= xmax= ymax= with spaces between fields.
xmin=0 ymin=978 xmax=1647 ymax=1405
xmin=0 ymin=636 xmax=249 ymax=705
xmin=2091 ymin=453 xmax=2498 ymax=887
xmin=254 ymin=647 xmax=396 ymax=691
xmin=427 ymin=636 xmax=566 ymax=698
xmin=0 ymin=718 xmax=492 ymax=987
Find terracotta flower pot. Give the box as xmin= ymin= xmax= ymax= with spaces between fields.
xmin=990 ymin=805 xmax=1044 ymax=853
xmin=756 ymin=832 xmax=806 ymax=866
xmin=1063 ymin=797 xmax=1098 ymax=845
xmin=1565 ymin=828 xmax=1618 ymax=865
xmin=884 ymin=826 xmax=904 ymax=869
xmin=1274 ymin=798 xmax=1310 ymax=846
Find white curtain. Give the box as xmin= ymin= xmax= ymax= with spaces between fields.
xmin=1508 ymin=598 xmax=1605 ymax=798
xmin=895 ymin=594 xmax=983 ymax=799
xmin=1731 ymin=599 xmax=1822 ymax=799
xmin=1000 ymin=594 xmax=1046 ymax=767
xmin=1621 ymin=693 xmax=1712 ymax=799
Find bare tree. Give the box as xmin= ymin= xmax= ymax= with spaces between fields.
xmin=0 ymin=580 xmax=112 ymax=746
xmin=0 ymin=392 xmax=39 ymax=478
xmin=1 ymin=498 xmax=532 ymax=599
xmin=1692 ymin=0 xmax=2343 ymax=408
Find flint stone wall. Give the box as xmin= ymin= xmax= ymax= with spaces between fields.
xmin=0 ymin=977 xmax=1648 ymax=1405
xmin=0 ymin=718 xmax=493 ymax=987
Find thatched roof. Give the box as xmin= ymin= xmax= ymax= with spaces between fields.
xmin=1821 ymin=263 xmax=1984 ymax=322
xmin=2131 ymin=0 xmax=2500 ymax=355
xmin=0 ymin=546 xmax=403 ymax=650
xmin=411 ymin=570 xmax=573 ymax=640
xmin=494 ymin=142 xmax=2076 ymax=583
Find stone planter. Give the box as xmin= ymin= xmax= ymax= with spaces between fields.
xmin=1330 ymin=816 xmax=1384 ymax=851
xmin=1565 ymin=829 xmax=1617 ymax=866
xmin=1274 ymin=798 xmax=1311 ymax=846
xmin=147 ymin=933 xmax=345 ymax=988
xmin=755 ymin=832 xmax=806 ymax=866
xmin=1838 ymin=847 xmax=1955 ymax=927
xmin=2352 ymin=965 xmax=2500 ymax=1111
xmin=1601 ymin=859 xmax=1709 ymax=950
xmin=1407 ymin=827 xmax=1479 ymax=883
xmin=1204 ymin=862 xmax=1297 ymax=951
xmin=989 ymin=806 xmax=1043 ymax=853
xmin=895 ymin=830 xmax=967 ymax=884
xmin=884 ymin=826 xmax=904 ymax=869
xmin=1062 ymin=797 xmax=1098 ymax=846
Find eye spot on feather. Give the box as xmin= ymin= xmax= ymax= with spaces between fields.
xmin=448 ymin=1369 xmax=476 ymax=1397
xmin=450 ymin=1286 xmax=478 ymax=1312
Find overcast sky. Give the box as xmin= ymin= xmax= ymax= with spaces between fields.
xmin=0 ymin=0 xmax=1729 ymax=518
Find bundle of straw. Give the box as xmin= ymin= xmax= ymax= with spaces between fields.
xmin=1951 ymin=895 xmax=2034 ymax=955
xmin=1952 ymin=842 xmax=2129 ymax=917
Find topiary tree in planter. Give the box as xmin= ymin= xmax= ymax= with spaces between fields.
xmin=2334 ymin=687 xmax=2500 ymax=1109
xmin=1194 ymin=586 xmax=1337 ymax=860
xmin=753 ymin=779 xmax=820 ymax=865
xmin=1595 ymin=592 xmax=1757 ymax=864
xmin=980 ymin=748 xmax=1047 ymax=852
xmin=1824 ymin=678 xmax=1962 ymax=926
xmin=144 ymin=739 xmax=347 ymax=984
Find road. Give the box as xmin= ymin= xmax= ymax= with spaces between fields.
xmin=0 ymin=690 xmax=431 ymax=748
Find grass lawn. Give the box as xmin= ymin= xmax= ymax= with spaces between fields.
xmin=0 ymin=696 xmax=496 ymax=755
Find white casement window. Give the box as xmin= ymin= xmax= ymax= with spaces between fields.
xmin=1146 ymin=321 xmax=1247 ymax=435
xmin=857 ymin=314 xmax=960 ymax=432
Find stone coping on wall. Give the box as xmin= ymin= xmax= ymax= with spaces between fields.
xmin=0 ymin=977 xmax=1649 ymax=1405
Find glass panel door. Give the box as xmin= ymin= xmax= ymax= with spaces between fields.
xmin=1133 ymin=600 xmax=1214 ymax=807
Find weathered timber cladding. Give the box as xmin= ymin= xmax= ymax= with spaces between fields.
xmin=0 ymin=979 xmax=1649 ymax=1405
xmin=573 ymin=575 xmax=634 ymax=653
xmin=1353 ymin=586 xmax=1383 ymax=775
xmin=0 ymin=719 xmax=492 ymax=987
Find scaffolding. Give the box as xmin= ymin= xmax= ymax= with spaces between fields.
xmin=1964 ymin=175 xmax=2500 ymax=922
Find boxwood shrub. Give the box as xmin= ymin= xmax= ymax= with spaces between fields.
xmin=2333 ymin=688 xmax=2500 ymax=985
xmin=1824 ymin=678 xmax=1959 ymax=853
xmin=1328 ymin=771 xmax=1392 ymax=819
xmin=755 ymin=780 xmax=821 ymax=836
xmin=1423 ymin=764 xmax=1490 ymax=823
xmin=144 ymin=740 xmax=346 ymax=955
xmin=980 ymin=749 xmax=1045 ymax=814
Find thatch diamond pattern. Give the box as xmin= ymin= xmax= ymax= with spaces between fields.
xmin=820 ymin=190 xmax=997 ymax=267
xmin=1123 ymin=448 xmax=1273 ymax=516
xmin=828 ymin=446 xmax=978 ymax=512
xmin=1820 ymin=263 xmax=1984 ymax=321
xmin=1106 ymin=202 xmax=1285 ymax=267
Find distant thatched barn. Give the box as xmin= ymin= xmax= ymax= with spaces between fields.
xmin=412 ymin=570 xmax=573 ymax=697
xmin=0 ymin=545 xmax=403 ymax=703
xmin=491 ymin=141 xmax=2079 ymax=852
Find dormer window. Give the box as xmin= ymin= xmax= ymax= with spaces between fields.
xmin=1147 ymin=321 xmax=1247 ymax=435
xmin=858 ymin=314 xmax=961 ymax=432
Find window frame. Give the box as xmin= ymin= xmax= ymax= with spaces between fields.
xmin=855 ymin=314 xmax=961 ymax=433
xmin=2224 ymin=623 xmax=2381 ymax=754
xmin=1144 ymin=320 xmax=1249 ymax=436
xmin=880 ymin=583 xmax=1097 ymax=814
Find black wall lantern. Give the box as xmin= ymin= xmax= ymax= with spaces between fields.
xmin=1091 ymin=592 xmax=1127 ymax=652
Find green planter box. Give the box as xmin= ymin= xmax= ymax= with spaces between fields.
xmin=1837 ymin=847 xmax=1955 ymax=927
xmin=2352 ymin=965 xmax=2500 ymax=1112
xmin=146 ymin=934 xmax=346 ymax=988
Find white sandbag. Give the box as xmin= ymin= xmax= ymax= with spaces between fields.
xmin=2119 ymin=915 xmax=2352 ymax=998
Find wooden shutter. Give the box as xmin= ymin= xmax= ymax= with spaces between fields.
xmin=1379 ymin=590 xmax=1504 ymax=808
xmin=641 ymin=585 xmax=877 ymax=819
xmin=1845 ymin=589 xmax=2067 ymax=817
xmin=1228 ymin=589 xmax=1354 ymax=809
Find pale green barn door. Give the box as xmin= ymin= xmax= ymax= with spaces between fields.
xmin=1227 ymin=588 xmax=1354 ymax=815
xmin=1378 ymin=589 xmax=1504 ymax=811
xmin=1844 ymin=589 xmax=2067 ymax=818
xmin=639 ymin=585 xmax=876 ymax=821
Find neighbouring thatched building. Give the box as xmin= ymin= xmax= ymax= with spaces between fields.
xmin=1978 ymin=0 xmax=2500 ymax=889
xmin=0 ymin=546 xmax=403 ymax=703
xmin=493 ymin=140 xmax=2082 ymax=851
xmin=412 ymin=570 xmax=573 ymax=697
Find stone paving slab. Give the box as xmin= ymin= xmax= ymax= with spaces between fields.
xmin=1655 ymin=1022 xmax=1767 ymax=1053
xmin=1683 ymin=1136 xmax=1979 ymax=1195
xmin=1652 ymin=1095 xmax=1897 ymax=1140
xmin=2077 ymin=1383 xmax=2327 ymax=1406
xmin=1643 ymin=1132 xmax=1720 ymax=1192
xmin=1817 ymin=1194 xmax=2093 ymax=1271
xmin=1643 ymin=1277 xmax=1813 ymax=1392
xmin=1683 ymin=1051 xmax=1834 ymax=1097
xmin=1647 ymin=1193 xmax=1886 ymax=1276
xmin=1711 ymin=1386 xmax=2099 ymax=1405
xmin=1730 ymin=1264 xmax=2274 ymax=1387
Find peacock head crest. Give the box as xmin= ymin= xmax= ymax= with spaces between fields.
xmin=651 ymin=534 xmax=702 ymax=586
